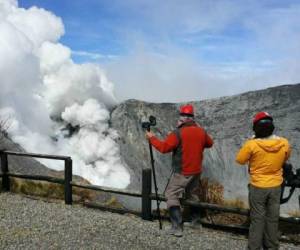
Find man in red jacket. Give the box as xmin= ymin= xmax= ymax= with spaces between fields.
xmin=146 ymin=104 xmax=213 ymax=236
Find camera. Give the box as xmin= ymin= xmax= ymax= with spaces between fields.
xmin=141 ymin=115 xmax=156 ymax=131
xmin=283 ymin=163 xmax=300 ymax=188
xmin=280 ymin=163 xmax=300 ymax=204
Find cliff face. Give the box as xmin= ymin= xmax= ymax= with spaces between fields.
xmin=111 ymin=84 xmax=300 ymax=213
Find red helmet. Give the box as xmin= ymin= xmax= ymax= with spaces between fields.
xmin=180 ymin=104 xmax=194 ymax=116
xmin=253 ymin=111 xmax=273 ymax=124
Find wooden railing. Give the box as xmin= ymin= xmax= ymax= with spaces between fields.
xmin=0 ymin=150 xmax=73 ymax=204
xmin=0 ymin=150 xmax=299 ymax=225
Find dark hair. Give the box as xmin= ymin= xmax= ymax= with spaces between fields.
xmin=253 ymin=119 xmax=274 ymax=138
xmin=179 ymin=113 xmax=194 ymax=117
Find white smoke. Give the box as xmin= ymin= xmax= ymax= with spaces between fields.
xmin=0 ymin=0 xmax=130 ymax=188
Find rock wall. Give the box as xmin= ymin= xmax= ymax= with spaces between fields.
xmin=111 ymin=84 xmax=300 ymax=214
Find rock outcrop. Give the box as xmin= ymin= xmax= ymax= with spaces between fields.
xmin=0 ymin=133 xmax=53 ymax=176
xmin=111 ymin=84 xmax=300 ymax=214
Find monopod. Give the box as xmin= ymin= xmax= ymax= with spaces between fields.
xmin=142 ymin=116 xmax=162 ymax=229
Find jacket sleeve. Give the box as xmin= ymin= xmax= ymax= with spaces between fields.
xmin=236 ymin=141 xmax=252 ymax=165
xmin=149 ymin=132 xmax=179 ymax=153
xmin=204 ymin=133 xmax=213 ymax=148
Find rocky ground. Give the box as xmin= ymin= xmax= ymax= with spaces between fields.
xmin=0 ymin=192 xmax=298 ymax=250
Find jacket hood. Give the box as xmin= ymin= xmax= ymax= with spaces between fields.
xmin=177 ymin=118 xmax=195 ymax=128
xmin=254 ymin=136 xmax=286 ymax=152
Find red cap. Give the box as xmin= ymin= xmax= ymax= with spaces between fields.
xmin=253 ymin=112 xmax=273 ymax=124
xmin=180 ymin=104 xmax=194 ymax=116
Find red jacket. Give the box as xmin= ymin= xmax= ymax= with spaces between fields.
xmin=149 ymin=122 xmax=213 ymax=175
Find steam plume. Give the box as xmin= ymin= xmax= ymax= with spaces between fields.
xmin=0 ymin=0 xmax=130 ymax=188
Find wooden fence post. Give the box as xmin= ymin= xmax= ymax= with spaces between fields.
xmin=64 ymin=158 xmax=72 ymax=205
xmin=0 ymin=151 xmax=10 ymax=191
xmin=142 ymin=168 xmax=152 ymax=220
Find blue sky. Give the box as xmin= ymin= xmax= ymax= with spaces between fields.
xmin=18 ymin=0 xmax=300 ymax=102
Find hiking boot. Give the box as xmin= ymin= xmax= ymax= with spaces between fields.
xmin=165 ymin=225 xmax=183 ymax=237
xmin=165 ymin=226 xmax=176 ymax=235
xmin=169 ymin=206 xmax=183 ymax=237
xmin=185 ymin=206 xmax=202 ymax=229
xmin=184 ymin=218 xmax=202 ymax=230
xmin=173 ymin=227 xmax=183 ymax=237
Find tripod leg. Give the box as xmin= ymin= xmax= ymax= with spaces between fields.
xmin=148 ymin=141 xmax=162 ymax=229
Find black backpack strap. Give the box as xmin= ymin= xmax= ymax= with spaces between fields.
xmin=172 ymin=128 xmax=182 ymax=173
xmin=173 ymin=128 xmax=181 ymax=146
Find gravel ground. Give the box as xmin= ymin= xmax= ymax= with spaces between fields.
xmin=0 ymin=193 xmax=298 ymax=250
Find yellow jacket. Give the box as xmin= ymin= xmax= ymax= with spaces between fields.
xmin=236 ymin=135 xmax=291 ymax=188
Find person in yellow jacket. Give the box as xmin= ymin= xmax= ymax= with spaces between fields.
xmin=236 ymin=112 xmax=291 ymax=250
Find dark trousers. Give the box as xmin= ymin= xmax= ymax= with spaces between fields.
xmin=248 ymin=185 xmax=281 ymax=250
